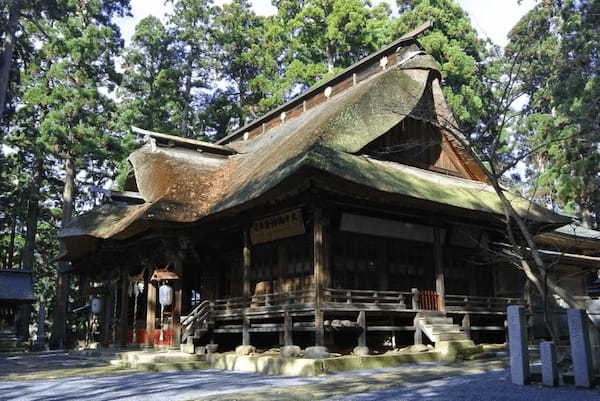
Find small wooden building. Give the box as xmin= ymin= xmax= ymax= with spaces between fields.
xmin=0 ymin=266 xmax=35 ymax=350
xmin=57 ymin=25 xmax=597 ymax=351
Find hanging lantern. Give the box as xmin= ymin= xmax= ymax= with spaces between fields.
xmin=135 ymin=281 xmax=145 ymax=296
xmin=91 ymin=297 xmax=103 ymax=314
xmin=159 ymin=283 xmax=173 ymax=306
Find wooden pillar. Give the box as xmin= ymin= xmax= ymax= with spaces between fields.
xmin=173 ymin=257 xmax=183 ymax=348
xmin=462 ymin=313 xmax=471 ymax=339
xmin=243 ymin=231 xmax=251 ymax=299
xmin=145 ymin=279 xmax=156 ymax=347
xmin=433 ymin=227 xmax=446 ymax=311
xmin=358 ymin=310 xmax=367 ymax=347
xmin=414 ymin=326 xmax=423 ymax=345
xmin=242 ymin=230 xmax=251 ymax=346
xmin=313 ymin=208 xmax=329 ymax=346
xmin=242 ymin=314 xmax=250 ymax=346
xmin=118 ymin=272 xmax=130 ymax=347
xmin=284 ymin=311 xmax=293 ymax=346
xmin=101 ymin=290 xmax=113 ymax=347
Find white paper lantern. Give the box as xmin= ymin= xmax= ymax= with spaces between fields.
xmin=159 ymin=284 xmax=173 ymax=306
xmin=91 ymin=297 xmax=103 ymax=314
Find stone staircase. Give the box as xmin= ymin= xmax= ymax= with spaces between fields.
xmin=415 ymin=311 xmax=468 ymax=343
xmin=0 ymin=330 xmax=28 ymax=353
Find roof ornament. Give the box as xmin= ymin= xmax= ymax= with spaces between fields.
xmin=380 ymin=56 xmax=388 ymax=69
xmin=324 ymin=86 xmax=333 ymax=99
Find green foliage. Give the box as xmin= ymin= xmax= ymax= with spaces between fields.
xmin=506 ymin=0 xmax=600 ymax=225
xmin=393 ymin=0 xmax=492 ymax=132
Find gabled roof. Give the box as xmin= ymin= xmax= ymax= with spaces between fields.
xmin=58 ymin=29 xmax=571 ymax=260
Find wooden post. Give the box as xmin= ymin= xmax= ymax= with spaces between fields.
xmin=243 ymin=231 xmax=251 ymax=299
xmin=242 ymin=314 xmax=250 ymax=346
xmin=434 ymin=227 xmax=446 ymax=311
xmin=358 ymin=310 xmax=367 ymax=347
xmin=118 ymin=271 xmax=130 ymax=348
xmin=284 ymin=311 xmax=293 ymax=346
xmin=411 ymin=288 xmax=420 ymax=310
xmin=145 ymin=279 xmax=156 ymax=347
xmin=101 ymin=290 xmax=113 ymax=347
xmin=414 ymin=327 xmax=423 ymax=345
xmin=173 ymin=257 xmax=184 ymax=348
xmin=462 ymin=313 xmax=471 ymax=339
xmin=313 ymin=208 xmax=329 ymax=346
xmin=242 ymin=230 xmax=251 ymax=346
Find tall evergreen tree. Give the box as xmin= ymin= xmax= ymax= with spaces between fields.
xmin=118 ymin=16 xmax=182 ymax=134
xmin=507 ymin=0 xmax=600 ymax=226
xmin=394 ymin=0 xmax=493 ymax=133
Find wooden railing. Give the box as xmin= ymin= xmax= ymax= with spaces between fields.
xmin=418 ymin=290 xmax=440 ymax=311
xmin=208 ymin=290 xmax=524 ymax=316
xmin=211 ymin=289 xmax=317 ymax=315
xmin=445 ymin=294 xmax=524 ymax=312
xmin=323 ymin=288 xmax=410 ymax=307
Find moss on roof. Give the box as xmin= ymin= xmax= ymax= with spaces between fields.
xmin=59 ymin=47 xmax=569 ymax=251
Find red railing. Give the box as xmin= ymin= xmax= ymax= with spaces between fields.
xmin=419 ymin=290 xmax=440 ymax=311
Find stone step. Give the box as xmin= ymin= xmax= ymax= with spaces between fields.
xmin=424 ymin=325 xmax=462 ymax=335
xmin=417 ymin=311 xmax=446 ymax=317
xmin=111 ymin=358 xmax=209 ymax=372
xmin=114 ymin=350 xmax=205 ymax=364
xmin=433 ymin=332 xmax=468 ymax=342
xmin=416 ymin=317 xmax=453 ymax=325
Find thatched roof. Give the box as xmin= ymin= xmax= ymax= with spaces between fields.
xmin=58 ymin=31 xmax=571 ymax=260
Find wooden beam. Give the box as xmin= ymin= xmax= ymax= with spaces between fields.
xmin=132 ymin=126 xmax=237 ymax=155
xmin=145 ymin=279 xmax=156 ymax=347
xmin=434 ymin=227 xmax=446 ymax=311
xmin=118 ymin=272 xmax=130 ymax=347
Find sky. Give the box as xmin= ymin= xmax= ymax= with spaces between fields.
xmin=116 ymin=0 xmax=538 ymax=48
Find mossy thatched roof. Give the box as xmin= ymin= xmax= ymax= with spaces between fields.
xmin=58 ymin=44 xmax=570 ymax=259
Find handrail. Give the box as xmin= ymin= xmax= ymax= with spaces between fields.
xmin=181 ymin=300 xmax=211 ymax=328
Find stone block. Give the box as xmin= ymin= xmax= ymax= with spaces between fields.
xmin=180 ymin=343 xmax=195 ymax=354
xmin=353 ymin=346 xmax=369 ymax=356
xmin=567 ymin=309 xmax=593 ymax=388
xmin=434 ymin=340 xmax=476 ymax=361
xmin=540 ymin=341 xmax=558 ymax=387
xmin=507 ymin=305 xmax=529 ymax=385
xmin=304 ymin=346 xmax=329 ymax=359
xmin=206 ymin=343 xmax=218 ymax=354
xmin=281 ymin=345 xmax=301 ymax=358
xmin=235 ymin=345 xmax=256 ymax=356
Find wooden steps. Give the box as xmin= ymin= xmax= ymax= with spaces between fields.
xmin=0 ymin=331 xmax=28 ymax=353
xmin=415 ymin=312 xmax=467 ymax=343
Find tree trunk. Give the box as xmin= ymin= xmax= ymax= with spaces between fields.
xmin=0 ymin=0 xmax=21 ymax=122
xmin=22 ymin=158 xmax=43 ymax=272
xmin=180 ymin=71 xmax=192 ymax=137
xmin=6 ymin=213 xmax=17 ymax=269
xmin=51 ymin=154 xmax=76 ymax=348
xmin=325 ymin=41 xmax=334 ymax=74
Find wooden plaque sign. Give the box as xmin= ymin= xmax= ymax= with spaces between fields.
xmin=250 ymin=209 xmax=305 ymax=245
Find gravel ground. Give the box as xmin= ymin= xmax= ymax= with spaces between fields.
xmin=0 ymin=369 xmax=322 ymax=401
xmin=326 ymin=370 xmax=600 ymax=401
xmin=1 ymin=358 xmax=598 ymax=401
